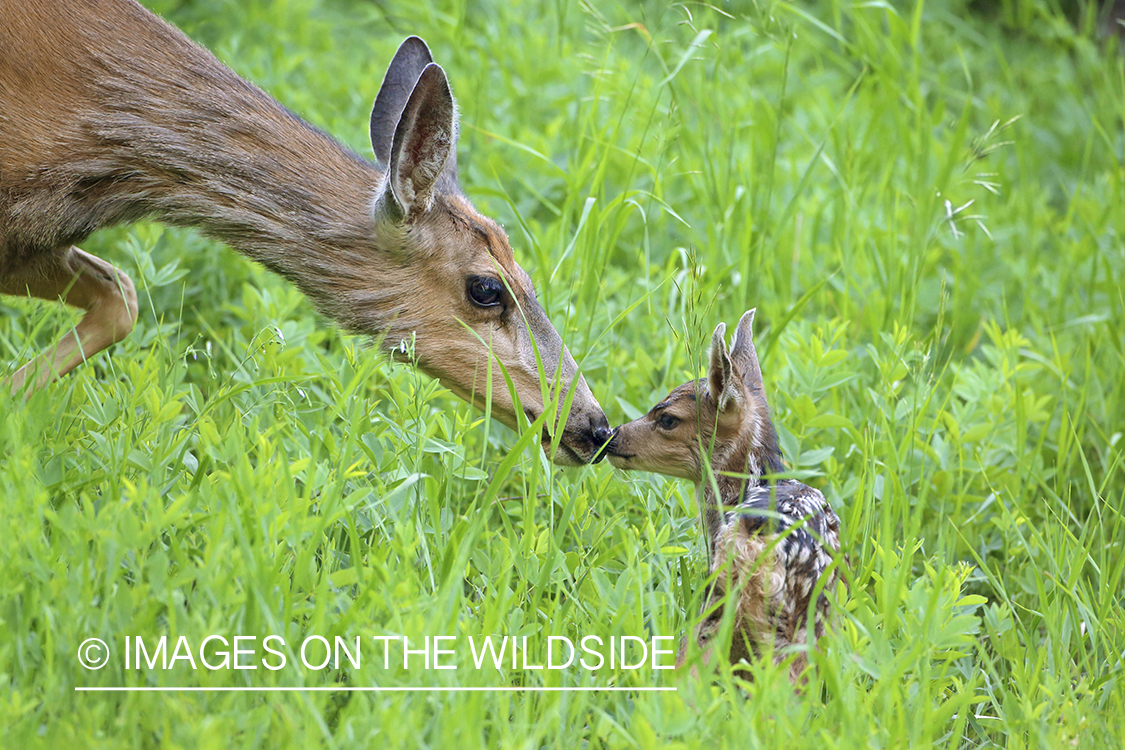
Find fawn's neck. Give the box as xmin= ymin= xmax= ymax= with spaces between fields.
xmin=695 ymin=406 xmax=785 ymax=560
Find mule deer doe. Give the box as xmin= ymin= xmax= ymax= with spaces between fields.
xmin=606 ymin=310 xmax=844 ymax=682
xmin=0 ymin=0 xmax=612 ymax=465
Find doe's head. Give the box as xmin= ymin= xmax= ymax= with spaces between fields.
xmin=607 ymin=310 xmax=772 ymax=480
xmin=359 ymin=38 xmax=610 ymax=465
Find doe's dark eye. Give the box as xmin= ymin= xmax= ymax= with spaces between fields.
xmin=467 ymin=276 xmax=504 ymax=308
xmin=658 ymin=414 xmax=680 ymax=430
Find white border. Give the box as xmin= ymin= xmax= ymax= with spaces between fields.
xmin=76 ymin=686 xmax=675 ymax=692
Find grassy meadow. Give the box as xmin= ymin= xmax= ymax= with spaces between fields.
xmin=3 ymin=0 xmax=1124 ymax=746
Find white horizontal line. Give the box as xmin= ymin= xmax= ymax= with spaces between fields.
xmin=76 ymin=686 xmax=675 ymax=693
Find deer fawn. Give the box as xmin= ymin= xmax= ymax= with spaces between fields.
xmin=0 ymin=0 xmax=612 ymax=465
xmin=606 ymin=310 xmax=843 ymax=683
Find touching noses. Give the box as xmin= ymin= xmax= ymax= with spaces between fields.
xmin=588 ymin=414 xmax=614 ymax=463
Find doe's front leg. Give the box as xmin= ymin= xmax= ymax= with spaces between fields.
xmin=4 ymin=246 xmax=138 ymax=397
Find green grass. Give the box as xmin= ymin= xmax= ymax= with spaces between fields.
xmin=3 ymin=0 xmax=1124 ymax=746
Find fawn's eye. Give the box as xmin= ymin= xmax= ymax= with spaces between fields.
xmin=467 ymin=276 xmax=504 ymax=308
xmin=657 ymin=414 xmax=680 ymax=430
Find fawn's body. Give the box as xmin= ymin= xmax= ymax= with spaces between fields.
xmin=0 ymin=0 xmax=610 ymax=464
xmin=607 ymin=310 xmax=842 ymax=682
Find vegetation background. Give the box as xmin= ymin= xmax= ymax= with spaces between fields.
xmin=2 ymin=0 xmax=1123 ymax=746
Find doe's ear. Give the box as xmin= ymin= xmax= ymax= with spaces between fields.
xmin=378 ymin=63 xmax=457 ymax=222
xmin=708 ymin=322 xmax=741 ymax=413
xmin=729 ymin=308 xmax=764 ymax=393
xmin=370 ymin=37 xmax=433 ymax=169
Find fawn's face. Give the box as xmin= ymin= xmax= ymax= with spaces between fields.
xmin=606 ymin=380 xmax=751 ymax=481
xmin=607 ymin=310 xmax=766 ymax=480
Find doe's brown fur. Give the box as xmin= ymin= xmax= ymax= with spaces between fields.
xmin=0 ymin=0 xmax=611 ymax=464
xmin=608 ymin=310 xmax=844 ymax=683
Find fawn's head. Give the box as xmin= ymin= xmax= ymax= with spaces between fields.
xmin=362 ymin=38 xmax=610 ymax=465
xmin=607 ymin=310 xmax=780 ymax=481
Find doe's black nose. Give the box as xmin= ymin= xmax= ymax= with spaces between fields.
xmin=591 ymin=423 xmax=614 ymax=448
xmin=587 ymin=415 xmax=614 ymax=464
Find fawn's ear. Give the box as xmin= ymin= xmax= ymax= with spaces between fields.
xmin=729 ymin=308 xmax=764 ymax=392
xmin=370 ymin=37 xmax=433 ymax=169
xmin=377 ymin=63 xmax=457 ymax=222
xmin=708 ymin=322 xmax=741 ymax=413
